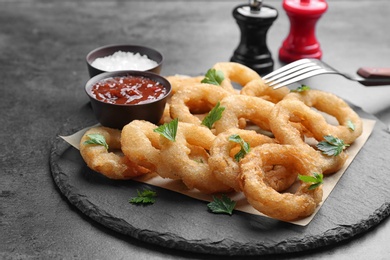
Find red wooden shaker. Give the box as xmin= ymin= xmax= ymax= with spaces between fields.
xmin=279 ymin=0 xmax=328 ymax=63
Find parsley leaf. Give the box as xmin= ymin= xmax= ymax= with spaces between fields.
xmin=201 ymin=68 xmax=225 ymax=86
xmin=207 ymin=194 xmax=236 ymax=215
xmin=347 ymin=120 xmax=355 ymax=131
xmin=153 ymin=118 xmax=178 ymax=142
xmin=228 ymin=134 xmax=250 ymax=162
xmin=317 ymin=135 xmax=349 ymax=156
xmin=291 ymin=84 xmax=311 ymax=93
xmin=129 ymin=189 xmax=157 ymax=205
xmin=193 ymin=158 xmax=204 ymax=163
xmin=201 ymin=102 xmax=225 ymax=129
xmin=298 ymin=172 xmax=323 ymax=190
xmin=83 ymin=133 xmax=108 ymax=150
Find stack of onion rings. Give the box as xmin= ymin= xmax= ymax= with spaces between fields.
xmin=79 ymin=62 xmax=363 ymax=221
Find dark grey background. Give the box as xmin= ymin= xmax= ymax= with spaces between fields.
xmin=1 ymin=0 xmax=390 ymax=259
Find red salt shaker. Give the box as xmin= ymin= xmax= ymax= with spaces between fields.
xmin=279 ymin=0 xmax=328 ymax=63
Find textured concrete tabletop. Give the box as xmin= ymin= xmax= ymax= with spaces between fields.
xmin=1 ymin=0 xmax=390 ymax=259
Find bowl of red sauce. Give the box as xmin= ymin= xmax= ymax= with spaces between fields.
xmin=86 ymin=44 xmax=163 ymax=78
xmin=85 ymin=70 xmax=171 ymax=129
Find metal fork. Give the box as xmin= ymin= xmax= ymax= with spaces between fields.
xmin=263 ymin=58 xmax=390 ymax=89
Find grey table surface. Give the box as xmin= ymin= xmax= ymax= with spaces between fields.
xmin=1 ymin=0 xmax=390 ymax=259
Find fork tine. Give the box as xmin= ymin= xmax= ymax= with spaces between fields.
xmin=272 ymin=68 xmax=330 ymax=89
xmin=267 ymin=65 xmax=323 ymax=87
xmin=264 ymin=63 xmax=320 ymax=84
xmin=263 ymin=58 xmax=312 ymax=80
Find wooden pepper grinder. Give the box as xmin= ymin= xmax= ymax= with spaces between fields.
xmin=231 ymin=0 xmax=278 ymax=76
xmin=279 ymin=0 xmax=328 ymax=63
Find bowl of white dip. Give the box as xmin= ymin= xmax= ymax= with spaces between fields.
xmin=86 ymin=44 xmax=163 ymax=77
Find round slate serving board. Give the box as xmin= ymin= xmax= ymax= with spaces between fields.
xmin=50 ymin=103 xmax=390 ymax=255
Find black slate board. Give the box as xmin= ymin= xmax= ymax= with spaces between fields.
xmin=50 ymin=103 xmax=390 ymax=255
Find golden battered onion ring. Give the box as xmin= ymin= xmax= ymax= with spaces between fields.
xmin=80 ymin=126 xmax=149 ymax=179
xmin=262 ymin=164 xmax=298 ymax=192
xmin=120 ymin=120 xmax=168 ymax=175
xmin=212 ymin=62 xmax=261 ymax=92
xmin=209 ymin=129 xmax=276 ymax=191
xmin=165 ymin=75 xmax=204 ymax=94
xmin=169 ymin=83 xmax=232 ymax=126
xmin=159 ymin=122 xmax=232 ymax=194
xmin=283 ymin=90 xmax=363 ymax=144
xmin=159 ymin=103 xmax=173 ymax=125
xmin=239 ymin=143 xmax=323 ymax=221
xmin=213 ymin=95 xmax=274 ymax=134
xmin=240 ymin=78 xmax=290 ymax=103
xmin=270 ymin=98 xmax=348 ymax=174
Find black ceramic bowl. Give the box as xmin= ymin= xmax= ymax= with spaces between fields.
xmin=85 ymin=70 xmax=171 ymax=129
xmin=86 ymin=44 xmax=163 ymax=78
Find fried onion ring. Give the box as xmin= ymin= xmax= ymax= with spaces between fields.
xmin=209 ymin=129 xmax=276 ymax=191
xmin=159 ymin=122 xmax=232 ymax=193
xmin=283 ymin=90 xmax=363 ymax=144
xmin=80 ymin=126 xmax=149 ymax=179
xmin=120 ymin=120 xmax=172 ymax=177
xmin=239 ymin=143 xmax=323 ymax=221
xmin=169 ymin=83 xmax=232 ymax=126
xmin=240 ymin=78 xmax=290 ymax=103
xmin=212 ymin=62 xmax=261 ymax=92
xmin=165 ymin=75 xmax=204 ymax=94
xmin=270 ymin=98 xmax=348 ymax=174
xmin=159 ymin=103 xmax=173 ymax=125
xmin=214 ymin=95 xmax=274 ymax=134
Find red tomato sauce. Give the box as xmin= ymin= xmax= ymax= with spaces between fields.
xmin=91 ymin=76 xmax=167 ymax=105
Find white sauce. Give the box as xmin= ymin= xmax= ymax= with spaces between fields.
xmin=91 ymin=51 xmax=158 ymax=71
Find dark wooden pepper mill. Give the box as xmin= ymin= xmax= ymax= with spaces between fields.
xmin=230 ymin=0 xmax=278 ymax=76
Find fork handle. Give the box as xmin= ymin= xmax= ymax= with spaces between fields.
xmin=357 ymin=67 xmax=390 ymax=78
xmin=357 ymin=67 xmax=390 ymax=86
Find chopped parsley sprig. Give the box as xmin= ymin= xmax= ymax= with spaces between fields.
xmin=129 ymin=189 xmax=157 ymax=205
xmin=201 ymin=102 xmax=225 ymax=129
xmin=201 ymin=68 xmax=224 ymax=86
xmin=298 ymin=172 xmax=324 ymax=190
xmin=347 ymin=120 xmax=356 ymax=131
xmin=207 ymin=194 xmax=236 ymax=215
xmin=291 ymin=84 xmax=310 ymax=93
xmin=83 ymin=133 xmax=108 ymax=150
xmin=154 ymin=118 xmax=178 ymax=142
xmin=317 ymin=135 xmax=349 ymax=156
xmin=229 ymin=134 xmax=250 ymax=162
